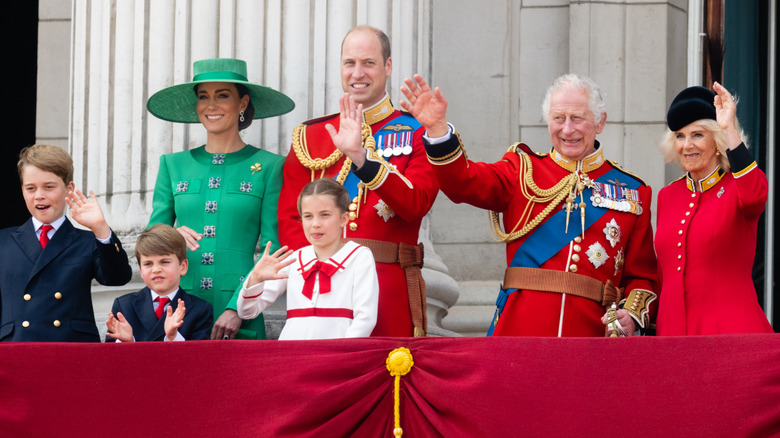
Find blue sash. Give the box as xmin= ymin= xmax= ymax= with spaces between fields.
xmin=338 ymin=114 xmax=422 ymax=199
xmin=487 ymin=167 xmax=641 ymax=335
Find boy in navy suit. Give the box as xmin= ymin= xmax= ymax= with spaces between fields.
xmin=0 ymin=144 xmax=132 ymax=342
xmin=106 ymin=224 xmax=213 ymax=342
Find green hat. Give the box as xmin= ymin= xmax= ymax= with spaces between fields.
xmin=146 ymin=58 xmax=295 ymax=123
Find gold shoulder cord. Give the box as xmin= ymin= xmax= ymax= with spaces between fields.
xmin=292 ymin=124 xmax=350 ymax=182
xmin=489 ymin=150 xmax=578 ymax=243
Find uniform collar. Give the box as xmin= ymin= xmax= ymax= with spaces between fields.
xmin=363 ymin=93 xmax=395 ymax=126
xmin=685 ymin=166 xmax=724 ymax=192
xmin=550 ymin=141 xmax=606 ymax=173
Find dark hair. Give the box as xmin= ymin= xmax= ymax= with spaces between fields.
xmin=135 ymin=224 xmax=187 ymax=263
xmin=17 ymin=144 xmax=74 ymax=184
xmin=235 ymin=83 xmax=255 ymax=131
xmin=297 ymin=179 xmax=350 ymax=215
xmin=193 ymin=83 xmax=255 ymax=131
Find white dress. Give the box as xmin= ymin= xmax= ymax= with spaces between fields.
xmin=237 ymin=241 xmax=379 ymax=340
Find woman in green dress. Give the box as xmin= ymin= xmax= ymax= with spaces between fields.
xmin=146 ymin=58 xmax=294 ymax=339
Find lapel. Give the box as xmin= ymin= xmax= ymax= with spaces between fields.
xmin=11 ymin=218 xmax=43 ymax=266
xmin=29 ymin=218 xmax=79 ymax=280
xmin=132 ymin=287 xmax=165 ymax=336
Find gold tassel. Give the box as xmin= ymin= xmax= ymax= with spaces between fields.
xmin=386 ymin=348 xmax=414 ymax=437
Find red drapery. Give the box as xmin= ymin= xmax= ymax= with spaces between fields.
xmin=1 ymin=335 xmax=779 ymax=437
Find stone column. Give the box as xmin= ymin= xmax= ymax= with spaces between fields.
xmin=70 ymin=0 xmax=459 ymax=336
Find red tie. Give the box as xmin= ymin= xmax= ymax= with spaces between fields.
xmin=301 ymin=261 xmax=339 ymax=300
xmin=155 ymin=297 xmax=170 ymax=319
xmin=39 ymin=225 xmax=54 ymax=248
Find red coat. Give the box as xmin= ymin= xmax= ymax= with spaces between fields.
xmin=278 ymin=95 xmax=439 ymax=336
xmin=426 ymin=134 xmax=658 ymax=337
xmin=655 ymin=144 xmax=773 ymax=335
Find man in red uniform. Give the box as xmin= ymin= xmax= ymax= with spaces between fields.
xmin=278 ymin=26 xmax=439 ymax=337
xmin=400 ymin=73 xmax=658 ymax=336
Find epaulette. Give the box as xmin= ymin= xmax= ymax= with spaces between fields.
xmin=606 ymin=159 xmax=648 ymax=186
xmin=301 ymin=112 xmax=340 ymax=126
xmin=509 ymin=142 xmax=547 ymax=158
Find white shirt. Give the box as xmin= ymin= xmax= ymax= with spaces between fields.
xmin=237 ymin=241 xmax=379 ymax=340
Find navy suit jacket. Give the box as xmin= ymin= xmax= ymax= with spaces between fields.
xmin=107 ymin=287 xmax=213 ymax=342
xmin=0 ymin=217 xmax=132 ymax=342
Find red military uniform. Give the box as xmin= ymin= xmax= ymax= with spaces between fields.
xmin=655 ymin=144 xmax=773 ymax=335
xmin=425 ymin=132 xmax=658 ymax=336
xmin=278 ymin=94 xmax=439 ymax=336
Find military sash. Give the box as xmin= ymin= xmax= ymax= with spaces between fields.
xmin=487 ymin=167 xmax=642 ymax=335
xmin=338 ymin=114 xmax=421 ymax=198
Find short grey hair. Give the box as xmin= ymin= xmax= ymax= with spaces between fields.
xmin=541 ymin=74 xmax=606 ymax=124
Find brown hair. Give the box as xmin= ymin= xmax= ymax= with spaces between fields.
xmin=342 ymin=25 xmax=391 ymax=63
xmin=17 ymin=144 xmax=74 ymax=184
xmin=135 ymin=224 xmax=187 ymax=263
xmin=297 ymin=179 xmax=350 ymax=215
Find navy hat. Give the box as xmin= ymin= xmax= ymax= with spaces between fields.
xmin=666 ymin=86 xmax=716 ymax=131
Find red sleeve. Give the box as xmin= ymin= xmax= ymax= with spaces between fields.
xmin=352 ymin=128 xmax=439 ymax=222
xmin=278 ymin=146 xmax=311 ymax=251
xmin=424 ymin=132 xmax=520 ymax=212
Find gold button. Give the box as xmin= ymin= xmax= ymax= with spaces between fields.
xmin=349 ymin=212 xmax=357 ymax=220
xmin=54 ymin=292 xmax=62 ymax=299
xmin=349 ymin=223 xmax=358 ymax=231
xmin=569 ymin=264 xmax=578 ymax=273
xmin=677 ymin=242 xmax=682 ymax=248
xmin=677 ymin=267 xmax=681 ymax=272
xmin=681 ymin=219 xmax=686 ymax=224
xmin=53 ymin=320 xmax=61 ymax=327
xmin=685 ymin=212 xmax=690 ymax=216
xmin=22 ymin=321 xmax=30 ymax=328
xmin=677 ymin=255 xmax=682 ymax=260
xmin=689 ymin=203 xmax=694 ymax=208
xmin=678 ymin=230 xmax=683 ymax=235
xmin=574 ymin=236 xmax=582 ymax=243
xmin=349 ymin=203 xmax=357 ymax=212
xmin=573 ymin=244 xmax=581 ymax=252
xmin=572 ymin=254 xmax=580 ymax=262
xmin=24 ymin=294 xmax=31 ymax=301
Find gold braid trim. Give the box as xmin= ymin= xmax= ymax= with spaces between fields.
xmin=489 ymin=150 xmax=578 ymax=243
xmin=292 ymin=123 xmax=351 ymax=182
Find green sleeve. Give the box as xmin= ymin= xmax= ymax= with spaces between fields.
xmin=148 ymin=154 xmax=176 ymax=227
xmin=259 ymin=155 xmax=284 ymax=253
xmin=226 ymin=152 xmax=284 ymax=312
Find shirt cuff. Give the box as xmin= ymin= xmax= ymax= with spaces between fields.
xmin=96 ymin=230 xmax=114 ymax=245
xmin=423 ymin=123 xmax=454 ymax=144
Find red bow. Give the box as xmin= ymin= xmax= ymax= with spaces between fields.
xmin=301 ymin=261 xmax=339 ymax=300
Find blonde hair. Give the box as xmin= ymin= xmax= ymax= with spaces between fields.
xmin=659 ymin=118 xmax=748 ymax=173
xmin=17 ymin=144 xmax=74 ymax=184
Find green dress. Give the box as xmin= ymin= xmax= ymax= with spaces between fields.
xmin=149 ymin=145 xmax=283 ymax=339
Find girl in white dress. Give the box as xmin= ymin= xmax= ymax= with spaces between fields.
xmin=237 ymin=179 xmax=379 ymax=339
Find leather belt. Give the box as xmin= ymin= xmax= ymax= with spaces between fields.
xmin=348 ymin=238 xmax=427 ymax=336
xmin=503 ymin=266 xmax=622 ymax=307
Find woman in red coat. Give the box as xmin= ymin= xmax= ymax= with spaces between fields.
xmin=655 ymin=83 xmax=773 ymax=335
